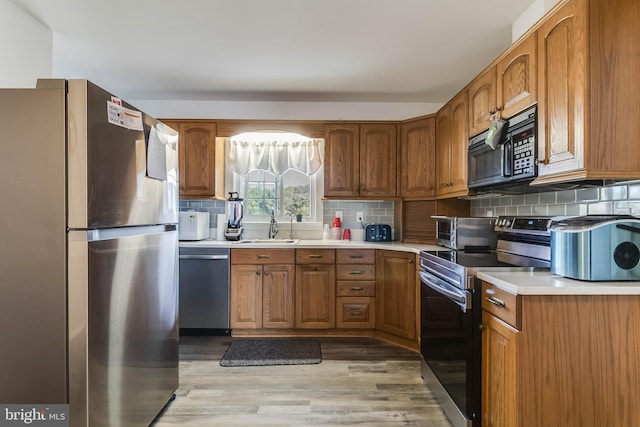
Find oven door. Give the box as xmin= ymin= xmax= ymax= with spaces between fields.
xmin=419 ymin=269 xmax=480 ymax=427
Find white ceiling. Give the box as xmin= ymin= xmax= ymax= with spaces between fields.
xmin=11 ymin=0 xmax=537 ymax=104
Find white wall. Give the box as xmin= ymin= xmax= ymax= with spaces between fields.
xmin=0 ymin=0 xmax=52 ymax=87
xmin=130 ymin=98 xmax=442 ymax=121
xmin=512 ymin=0 xmax=561 ymax=42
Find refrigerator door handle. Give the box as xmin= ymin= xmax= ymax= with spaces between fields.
xmin=70 ymin=224 xmax=176 ymax=242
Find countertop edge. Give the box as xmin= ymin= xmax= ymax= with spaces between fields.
xmin=179 ymin=239 xmax=441 ymax=254
xmin=477 ymin=271 xmax=640 ymax=296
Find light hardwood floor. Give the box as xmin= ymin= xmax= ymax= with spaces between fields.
xmin=151 ymin=336 xmax=453 ymax=426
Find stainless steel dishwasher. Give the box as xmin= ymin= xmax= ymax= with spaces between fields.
xmin=179 ymin=246 xmax=230 ymax=335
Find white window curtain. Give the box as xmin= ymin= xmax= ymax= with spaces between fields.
xmin=226 ymin=133 xmax=324 ymax=176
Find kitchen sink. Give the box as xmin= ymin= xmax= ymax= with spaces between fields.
xmin=235 ymin=239 xmax=300 ymax=244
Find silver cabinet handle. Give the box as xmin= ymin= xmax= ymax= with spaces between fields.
xmin=309 ymin=254 xmax=324 ymax=258
xmin=486 ymin=296 xmax=506 ymax=308
xmin=257 ymin=254 xmax=270 ymax=259
xmin=349 ymin=287 xmax=364 ymax=291
xmin=349 ymin=270 xmax=364 ymax=275
xmin=349 ymin=255 xmax=364 ymax=259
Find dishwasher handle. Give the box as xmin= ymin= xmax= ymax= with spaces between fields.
xmin=179 ymin=254 xmax=229 ymax=260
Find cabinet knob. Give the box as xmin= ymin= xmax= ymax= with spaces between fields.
xmin=264 ymin=271 xmax=269 ymax=275
xmin=256 ymin=271 xmax=261 ymax=276
xmin=535 ymin=158 xmax=549 ymax=165
xmin=408 ymin=259 xmax=413 ymax=264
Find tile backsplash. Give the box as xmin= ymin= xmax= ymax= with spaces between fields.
xmin=470 ymin=181 xmax=640 ymax=217
xmin=179 ymin=199 xmax=395 ymax=239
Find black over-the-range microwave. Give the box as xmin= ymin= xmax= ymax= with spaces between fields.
xmin=467 ymin=105 xmax=537 ymax=192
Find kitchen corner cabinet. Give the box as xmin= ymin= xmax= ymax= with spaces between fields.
xmin=534 ymin=0 xmax=640 ymax=185
xmin=400 ymin=116 xmax=436 ymax=199
xmin=230 ymin=249 xmax=295 ymax=329
xmin=162 ymin=121 xmax=225 ymax=199
xmin=375 ymin=250 xmax=416 ymax=340
xmin=481 ymin=280 xmax=640 ymax=427
xmin=323 ymin=123 xmax=397 ymax=198
xmin=436 ymin=90 xmax=469 ymax=198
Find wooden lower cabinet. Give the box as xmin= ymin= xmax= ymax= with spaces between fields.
xmin=336 ymin=297 xmax=375 ymax=328
xmin=481 ymin=310 xmax=519 ymax=427
xmin=481 ymin=280 xmax=640 ymax=427
xmin=375 ymin=250 xmax=416 ymax=340
xmin=295 ymin=264 xmax=336 ymax=328
xmin=230 ymin=249 xmax=295 ymax=329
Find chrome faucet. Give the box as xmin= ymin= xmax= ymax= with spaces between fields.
xmin=268 ymin=209 xmax=278 ymax=239
xmin=289 ymin=215 xmax=296 ymax=239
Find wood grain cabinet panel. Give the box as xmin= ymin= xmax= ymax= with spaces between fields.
xmin=436 ymin=90 xmax=469 ymax=198
xmin=497 ymin=34 xmax=537 ymax=120
xmin=375 ymin=250 xmax=416 ymax=340
xmin=468 ymin=67 xmax=497 ymax=137
xmin=533 ymin=0 xmax=640 ymax=185
xmin=295 ymin=265 xmax=336 ymax=329
xmin=323 ymin=124 xmax=360 ymax=197
xmin=230 ymin=249 xmax=294 ymax=329
xmin=481 ymin=279 xmax=640 ymax=427
xmin=400 ymin=117 xmax=436 ymax=199
xmin=323 ymin=123 xmax=397 ymax=198
xmin=174 ymin=122 xmax=225 ymax=198
xmin=336 ymin=297 xmax=375 ymax=328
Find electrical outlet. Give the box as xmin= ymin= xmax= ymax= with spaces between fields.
xmin=356 ymin=211 xmax=364 ymax=223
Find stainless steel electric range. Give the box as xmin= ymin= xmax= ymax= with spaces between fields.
xmin=419 ymin=216 xmax=554 ymax=427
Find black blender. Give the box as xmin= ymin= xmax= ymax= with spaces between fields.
xmin=225 ymin=192 xmax=244 ymax=241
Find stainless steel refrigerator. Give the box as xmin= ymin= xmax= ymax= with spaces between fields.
xmin=0 ymin=79 xmax=179 ymax=426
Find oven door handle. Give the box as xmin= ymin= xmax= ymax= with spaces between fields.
xmin=419 ymin=270 xmax=471 ymax=312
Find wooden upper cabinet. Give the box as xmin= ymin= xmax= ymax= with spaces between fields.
xmin=169 ymin=121 xmax=225 ymax=199
xmin=534 ymin=0 xmax=640 ymax=185
xmin=360 ymin=124 xmax=398 ymax=197
xmin=468 ymin=67 xmax=497 ymax=137
xmin=400 ymin=117 xmax=436 ymax=199
xmin=497 ymin=34 xmax=537 ymax=120
xmin=324 ymin=123 xmax=397 ymax=199
xmin=534 ymin=0 xmax=587 ymax=182
xmin=436 ymin=90 xmax=469 ymax=198
xmin=323 ymin=124 xmax=360 ymax=197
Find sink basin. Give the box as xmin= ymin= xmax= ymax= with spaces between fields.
xmin=235 ymin=239 xmax=300 ymax=244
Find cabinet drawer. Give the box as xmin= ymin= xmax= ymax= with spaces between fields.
xmin=336 ymin=264 xmax=376 ymax=281
xmin=482 ymin=281 xmax=521 ymax=329
xmin=336 ymin=280 xmax=376 ymax=297
xmin=336 ymin=249 xmax=375 ymax=264
xmin=231 ymin=248 xmax=295 ymax=265
xmin=296 ymin=249 xmax=336 ymax=264
xmin=336 ymin=297 xmax=375 ymax=328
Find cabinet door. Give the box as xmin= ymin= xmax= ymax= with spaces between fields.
xmin=262 ymin=264 xmax=295 ymax=328
xmin=535 ymin=0 xmax=586 ymax=180
xmin=375 ymin=250 xmax=416 ymax=340
xmin=295 ymin=265 xmax=336 ymax=329
xmin=468 ymin=67 xmax=497 ymax=137
xmin=448 ymin=91 xmax=469 ymax=195
xmin=435 ymin=106 xmax=452 ymax=195
xmin=230 ymin=264 xmax=263 ymax=329
xmin=359 ymin=124 xmax=397 ymax=197
xmin=497 ymin=34 xmax=537 ymax=119
xmin=400 ymin=117 xmax=436 ymax=198
xmin=482 ymin=311 xmax=519 ymax=427
xmin=178 ymin=122 xmax=225 ymax=198
xmin=323 ymin=124 xmax=360 ymax=197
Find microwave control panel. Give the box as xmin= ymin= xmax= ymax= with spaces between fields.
xmin=512 ymin=127 xmax=535 ymax=176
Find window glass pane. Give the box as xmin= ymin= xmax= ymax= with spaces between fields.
xmin=245 ymin=170 xmax=279 ymax=216
xmin=282 ymin=169 xmax=311 ymax=217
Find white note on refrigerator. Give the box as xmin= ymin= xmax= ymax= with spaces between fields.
xmin=146 ymin=126 xmax=167 ymax=180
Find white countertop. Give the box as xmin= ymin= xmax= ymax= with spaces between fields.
xmin=179 ymin=239 xmax=442 ymax=254
xmin=477 ymin=270 xmax=640 ymax=295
